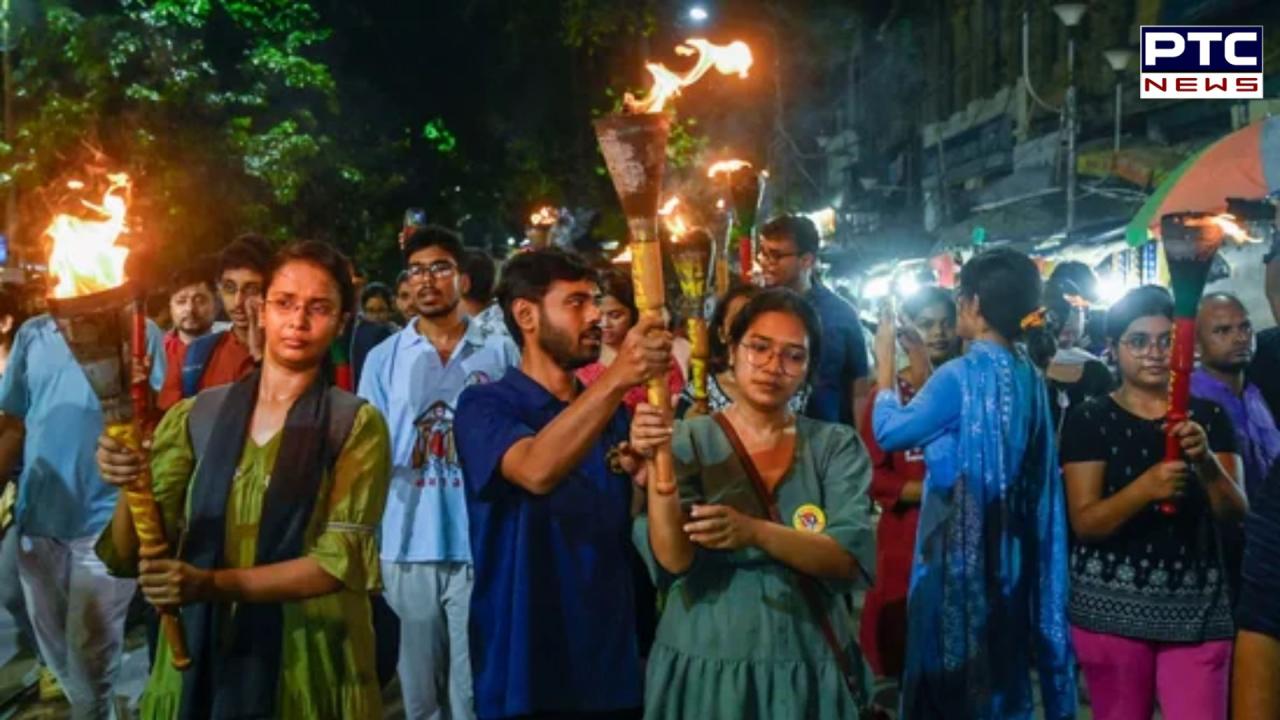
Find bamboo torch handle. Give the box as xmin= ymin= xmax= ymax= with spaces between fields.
xmin=630 ymin=240 xmax=676 ymax=495
xmin=1159 ymin=316 xmax=1197 ymax=516
xmin=106 ymin=422 xmax=191 ymax=669
xmin=687 ymin=316 xmax=710 ymax=415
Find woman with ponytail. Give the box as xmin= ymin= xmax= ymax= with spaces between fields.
xmin=872 ymin=248 xmax=1076 ymax=719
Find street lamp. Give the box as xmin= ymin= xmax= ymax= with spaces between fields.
xmin=1104 ymin=49 xmax=1135 ymax=156
xmin=1052 ymin=3 xmax=1087 ymax=236
xmin=687 ymin=5 xmax=709 ymax=24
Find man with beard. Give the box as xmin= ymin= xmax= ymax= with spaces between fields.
xmin=1192 ymin=292 xmax=1280 ymax=500
xmin=455 ymin=248 xmax=670 ymax=719
xmin=157 ymin=266 xmax=218 ymax=411
xmin=757 ymin=215 xmax=870 ymax=427
xmin=163 ymin=234 xmax=272 ymax=404
xmin=359 ymin=225 xmax=518 ymax=720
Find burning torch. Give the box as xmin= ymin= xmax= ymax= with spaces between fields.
xmin=1157 ymin=208 xmax=1260 ymax=514
xmin=528 ymin=206 xmax=558 ymax=250
xmin=44 ymin=174 xmax=190 ymax=669
xmin=707 ymin=159 xmax=761 ymax=293
xmin=594 ymin=38 xmax=752 ymax=494
xmin=671 ymin=227 xmax=714 ymax=415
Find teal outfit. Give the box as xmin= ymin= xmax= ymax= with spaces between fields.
xmin=633 ymin=415 xmax=875 ymax=719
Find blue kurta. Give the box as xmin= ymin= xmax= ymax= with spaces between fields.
xmin=455 ymin=368 xmax=641 ymax=719
xmin=873 ymin=341 xmax=1076 ymax=720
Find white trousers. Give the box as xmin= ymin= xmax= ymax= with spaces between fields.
xmin=383 ymin=560 xmax=476 ymax=720
xmin=17 ymin=534 xmax=136 ymax=720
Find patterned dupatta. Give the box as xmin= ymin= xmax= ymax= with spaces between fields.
xmin=901 ymin=342 xmax=1076 ymax=720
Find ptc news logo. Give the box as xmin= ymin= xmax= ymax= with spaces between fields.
xmin=1140 ymin=26 xmax=1263 ymax=99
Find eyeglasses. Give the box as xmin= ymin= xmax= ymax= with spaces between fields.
xmin=1118 ymin=332 xmax=1173 ymax=355
xmin=738 ymin=339 xmax=809 ymax=377
xmin=755 ymin=248 xmax=799 ymax=265
xmin=407 ymin=261 xmax=457 ymax=282
xmin=265 ymin=296 xmax=339 ymax=319
xmin=219 ymin=281 xmax=263 ymax=299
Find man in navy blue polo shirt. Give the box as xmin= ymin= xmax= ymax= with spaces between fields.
xmin=758 ymin=214 xmax=870 ymax=427
xmin=455 ymin=248 xmax=671 ymax=719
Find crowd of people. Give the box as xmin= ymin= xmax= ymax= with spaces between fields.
xmin=0 ymin=210 xmax=1279 ymax=720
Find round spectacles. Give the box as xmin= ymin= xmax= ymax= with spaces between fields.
xmin=1118 ymin=333 xmax=1172 ymax=355
xmin=738 ymin=339 xmax=808 ymax=377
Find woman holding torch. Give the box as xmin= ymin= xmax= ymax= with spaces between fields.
xmin=627 ymin=288 xmax=875 ymax=718
xmin=1061 ymin=285 xmax=1245 ymax=720
xmin=94 ymin=241 xmax=392 ymax=720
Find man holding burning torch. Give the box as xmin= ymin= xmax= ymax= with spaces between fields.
xmin=757 ymin=214 xmax=870 ymax=429
xmin=455 ymin=248 xmax=670 ymax=719
xmin=0 ymin=309 xmax=167 ymax=719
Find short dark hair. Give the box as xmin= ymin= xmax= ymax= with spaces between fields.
xmin=1105 ymin=285 xmax=1173 ymax=344
xmin=759 ymin=215 xmax=820 ymax=256
xmin=462 ymin=250 xmax=498 ymax=305
xmin=402 ymin=225 xmax=465 ymax=266
xmin=395 ymin=270 xmax=410 ymax=289
xmin=958 ymin=248 xmax=1044 ymax=341
xmin=1048 ymin=261 xmax=1099 ymax=304
xmin=361 ymin=281 xmax=393 ymax=307
xmin=218 ymin=233 xmax=273 ymax=279
xmin=169 ymin=264 xmax=215 ymax=295
xmin=902 ymin=286 xmax=956 ymax=323
xmin=727 ymin=287 xmax=823 ymax=381
xmin=709 ymin=283 xmax=759 ymax=373
xmin=598 ymin=268 xmax=638 ymax=326
xmin=268 ymin=240 xmax=356 ymax=315
xmin=495 ymin=248 xmax=597 ymax=347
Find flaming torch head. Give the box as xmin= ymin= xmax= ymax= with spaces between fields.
xmin=1161 ymin=212 xmax=1233 ymax=318
xmin=594 ymin=113 xmax=672 ymax=241
xmin=671 ymin=227 xmax=713 ymax=305
xmin=43 ymin=174 xmax=140 ymax=424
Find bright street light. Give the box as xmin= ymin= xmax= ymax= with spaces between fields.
xmin=687 ymin=6 xmax=709 ymax=24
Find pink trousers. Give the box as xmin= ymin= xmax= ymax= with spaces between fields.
xmin=1072 ymin=626 xmax=1232 ymax=720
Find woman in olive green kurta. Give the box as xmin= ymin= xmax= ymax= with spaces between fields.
xmin=94 ymin=242 xmax=392 ymax=720
xmin=628 ymin=289 xmax=876 ymax=719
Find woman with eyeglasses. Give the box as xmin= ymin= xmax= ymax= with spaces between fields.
xmin=626 ymin=287 xmax=876 ymax=718
xmin=675 ymin=283 xmax=809 ymax=419
xmin=1061 ymin=285 xmax=1245 ymax=720
xmin=576 ymin=268 xmax=685 ymax=414
xmin=94 ymin=240 xmax=392 ymax=719
xmin=871 ymin=248 xmax=1076 ymax=719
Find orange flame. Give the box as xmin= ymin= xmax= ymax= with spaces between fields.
xmin=707 ymin=159 xmax=752 ymax=179
xmin=529 ymin=206 xmax=558 ymax=228
xmin=625 ymin=39 xmax=754 ymax=114
xmin=658 ymin=196 xmax=681 ymax=217
xmin=658 ymin=196 xmax=689 ymax=240
xmin=1186 ymin=213 xmax=1263 ymax=244
xmin=46 ymin=173 xmax=131 ymax=299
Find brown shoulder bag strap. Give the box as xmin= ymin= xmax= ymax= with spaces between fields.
xmin=710 ymin=412 xmax=861 ymax=700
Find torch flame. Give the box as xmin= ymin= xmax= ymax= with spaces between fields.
xmin=658 ymin=196 xmax=689 ymax=240
xmin=625 ymin=38 xmax=754 ymax=114
xmin=658 ymin=196 xmax=681 ymax=217
xmin=46 ymin=173 xmax=132 ymax=299
xmin=1185 ymin=213 xmax=1263 ymax=245
xmin=529 ymin=206 xmax=558 ymax=228
xmin=707 ymin=159 xmax=752 ymax=179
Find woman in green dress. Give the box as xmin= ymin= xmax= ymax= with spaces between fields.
xmin=627 ymin=287 xmax=876 ymax=719
xmin=94 ymin=240 xmax=392 ymax=720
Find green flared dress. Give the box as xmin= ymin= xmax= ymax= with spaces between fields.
xmin=97 ymin=398 xmax=392 ymax=720
xmin=634 ymin=415 xmax=876 ymax=719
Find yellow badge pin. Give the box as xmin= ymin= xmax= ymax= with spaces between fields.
xmin=792 ymin=504 xmax=826 ymax=533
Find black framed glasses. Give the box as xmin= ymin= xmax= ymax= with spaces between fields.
xmin=407 ymin=261 xmax=458 ymax=282
xmin=1118 ymin=332 xmax=1173 ymax=355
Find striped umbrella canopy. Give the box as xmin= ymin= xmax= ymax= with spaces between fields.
xmin=1125 ymin=117 xmax=1280 ymax=247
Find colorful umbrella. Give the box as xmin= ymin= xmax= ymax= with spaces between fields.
xmin=1125 ymin=117 xmax=1280 ymax=247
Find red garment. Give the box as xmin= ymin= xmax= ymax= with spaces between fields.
xmin=575 ymin=360 xmax=685 ymax=415
xmin=157 ymin=331 xmax=189 ymax=411
xmin=858 ymin=376 xmax=924 ymax=678
xmin=157 ymin=330 xmax=255 ymax=411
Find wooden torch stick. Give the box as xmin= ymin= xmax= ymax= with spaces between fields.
xmin=114 ymin=300 xmax=190 ymax=669
xmin=630 ymin=239 xmax=677 ymax=494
